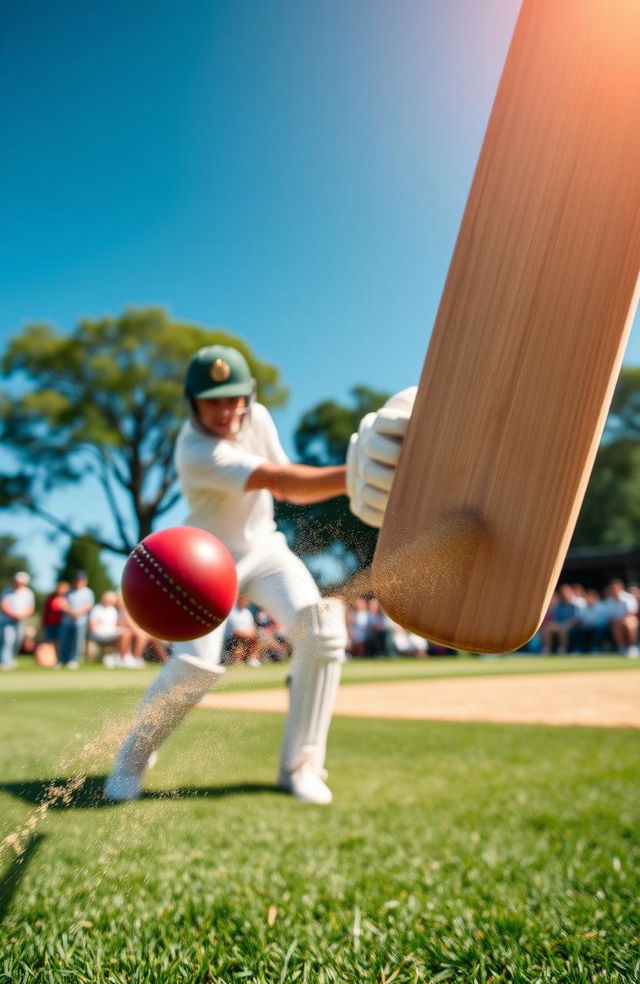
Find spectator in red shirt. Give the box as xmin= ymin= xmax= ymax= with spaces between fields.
xmin=41 ymin=580 xmax=70 ymax=660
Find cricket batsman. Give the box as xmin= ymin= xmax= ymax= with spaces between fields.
xmin=105 ymin=344 xmax=415 ymax=805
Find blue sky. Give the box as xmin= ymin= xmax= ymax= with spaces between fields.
xmin=2 ymin=0 xmax=639 ymax=589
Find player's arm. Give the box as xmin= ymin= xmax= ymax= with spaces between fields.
xmin=247 ymin=389 xmax=417 ymax=512
xmin=245 ymin=462 xmax=346 ymax=505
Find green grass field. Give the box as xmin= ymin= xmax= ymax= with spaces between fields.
xmin=1 ymin=657 xmax=639 ymax=983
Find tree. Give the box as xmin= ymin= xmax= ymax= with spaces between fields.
xmin=571 ymin=367 xmax=640 ymax=548
xmin=276 ymin=385 xmax=391 ymax=583
xmin=0 ymin=535 xmax=31 ymax=587
xmin=0 ymin=308 xmax=287 ymax=556
xmin=602 ymin=367 xmax=640 ymax=443
xmin=278 ymin=368 xmax=640 ymax=572
xmin=57 ymin=535 xmax=114 ymax=598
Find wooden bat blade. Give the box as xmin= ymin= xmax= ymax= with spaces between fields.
xmin=373 ymin=0 xmax=640 ymax=653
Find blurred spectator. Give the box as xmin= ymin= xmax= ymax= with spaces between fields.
xmin=89 ymin=591 xmax=136 ymax=667
xmin=0 ymin=572 xmax=36 ymax=670
xmin=255 ymin=608 xmax=290 ymax=662
xmin=571 ymin=584 xmax=588 ymax=610
xmin=57 ymin=571 xmax=95 ymax=668
xmin=518 ymin=591 xmax=557 ymax=654
xmin=344 ymin=596 xmax=436 ymax=658
xmin=604 ymin=579 xmax=639 ymax=657
xmin=366 ymin=598 xmax=392 ymax=657
xmin=346 ymin=597 xmax=369 ymax=658
xmin=19 ymin=623 xmax=38 ymax=655
xmin=575 ymin=589 xmax=610 ymax=653
xmin=41 ymin=580 xmax=70 ymax=661
xmin=117 ymin=597 xmax=168 ymax=667
xmin=386 ymin=617 xmax=429 ymax=657
xmin=227 ymin=595 xmax=260 ymax=666
xmin=541 ymin=583 xmax=580 ymax=653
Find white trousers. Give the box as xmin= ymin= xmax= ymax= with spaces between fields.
xmin=176 ymin=533 xmax=320 ymax=667
xmin=106 ymin=532 xmax=344 ymax=796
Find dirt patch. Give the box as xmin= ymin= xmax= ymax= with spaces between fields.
xmin=199 ymin=669 xmax=640 ymax=728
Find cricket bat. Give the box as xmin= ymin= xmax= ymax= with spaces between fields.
xmin=372 ymin=0 xmax=640 ymax=653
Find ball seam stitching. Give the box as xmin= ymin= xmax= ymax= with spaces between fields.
xmin=130 ymin=544 xmax=220 ymax=629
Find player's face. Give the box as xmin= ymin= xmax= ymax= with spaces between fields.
xmin=195 ymin=396 xmax=248 ymax=438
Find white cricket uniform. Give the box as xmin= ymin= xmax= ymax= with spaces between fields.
xmin=173 ymin=403 xmax=319 ymax=666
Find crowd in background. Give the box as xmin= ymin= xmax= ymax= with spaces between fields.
xmin=0 ymin=570 xmax=169 ymax=670
xmin=345 ymin=596 xmax=430 ymax=657
xmin=2 ymin=570 xmax=640 ymax=671
xmin=343 ymin=580 xmax=640 ymax=659
xmin=538 ymin=579 xmax=639 ymax=657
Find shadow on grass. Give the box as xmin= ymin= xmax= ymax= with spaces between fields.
xmin=0 ymin=833 xmax=45 ymax=924
xmin=0 ymin=777 xmax=284 ymax=810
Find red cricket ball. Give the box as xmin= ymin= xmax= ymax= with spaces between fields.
xmin=121 ymin=526 xmax=238 ymax=642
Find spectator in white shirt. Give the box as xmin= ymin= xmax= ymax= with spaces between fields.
xmin=0 ymin=571 xmax=35 ymax=670
xmin=89 ymin=591 xmax=137 ymax=667
xmin=386 ymin=617 xmax=429 ymax=657
xmin=571 ymin=584 xmax=588 ymax=610
xmin=603 ymin=580 xmax=639 ymax=657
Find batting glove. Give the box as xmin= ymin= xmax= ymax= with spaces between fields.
xmin=346 ymin=386 xmax=417 ymax=528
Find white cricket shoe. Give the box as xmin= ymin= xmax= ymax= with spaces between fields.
xmin=278 ymin=763 xmax=333 ymax=805
xmin=104 ymin=751 xmax=158 ymax=802
xmin=104 ymin=656 xmax=223 ymax=803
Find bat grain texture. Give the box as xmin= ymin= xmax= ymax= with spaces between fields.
xmin=373 ymin=0 xmax=640 ymax=652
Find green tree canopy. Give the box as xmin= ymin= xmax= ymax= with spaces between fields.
xmin=276 ymin=385 xmax=391 ymax=584
xmin=278 ymin=369 xmax=640 ymax=572
xmin=57 ymin=535 xmax=114 ymax=599
xmin=0 ymin=535 xmax=31 ymax=588
xmin=603 ymin=367 xmax=640 ymax=443
xmin=0 ymin=308 xmax=287 ymax=555
xmin=572 ymin=367 xmax=640 ymax=548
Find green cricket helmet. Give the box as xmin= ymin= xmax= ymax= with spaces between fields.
xmin=184 ymin=345 xmax=256 ymax=402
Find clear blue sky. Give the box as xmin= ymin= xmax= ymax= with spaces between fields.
xmin=2 ymin=0 xmax=639 ymax=589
